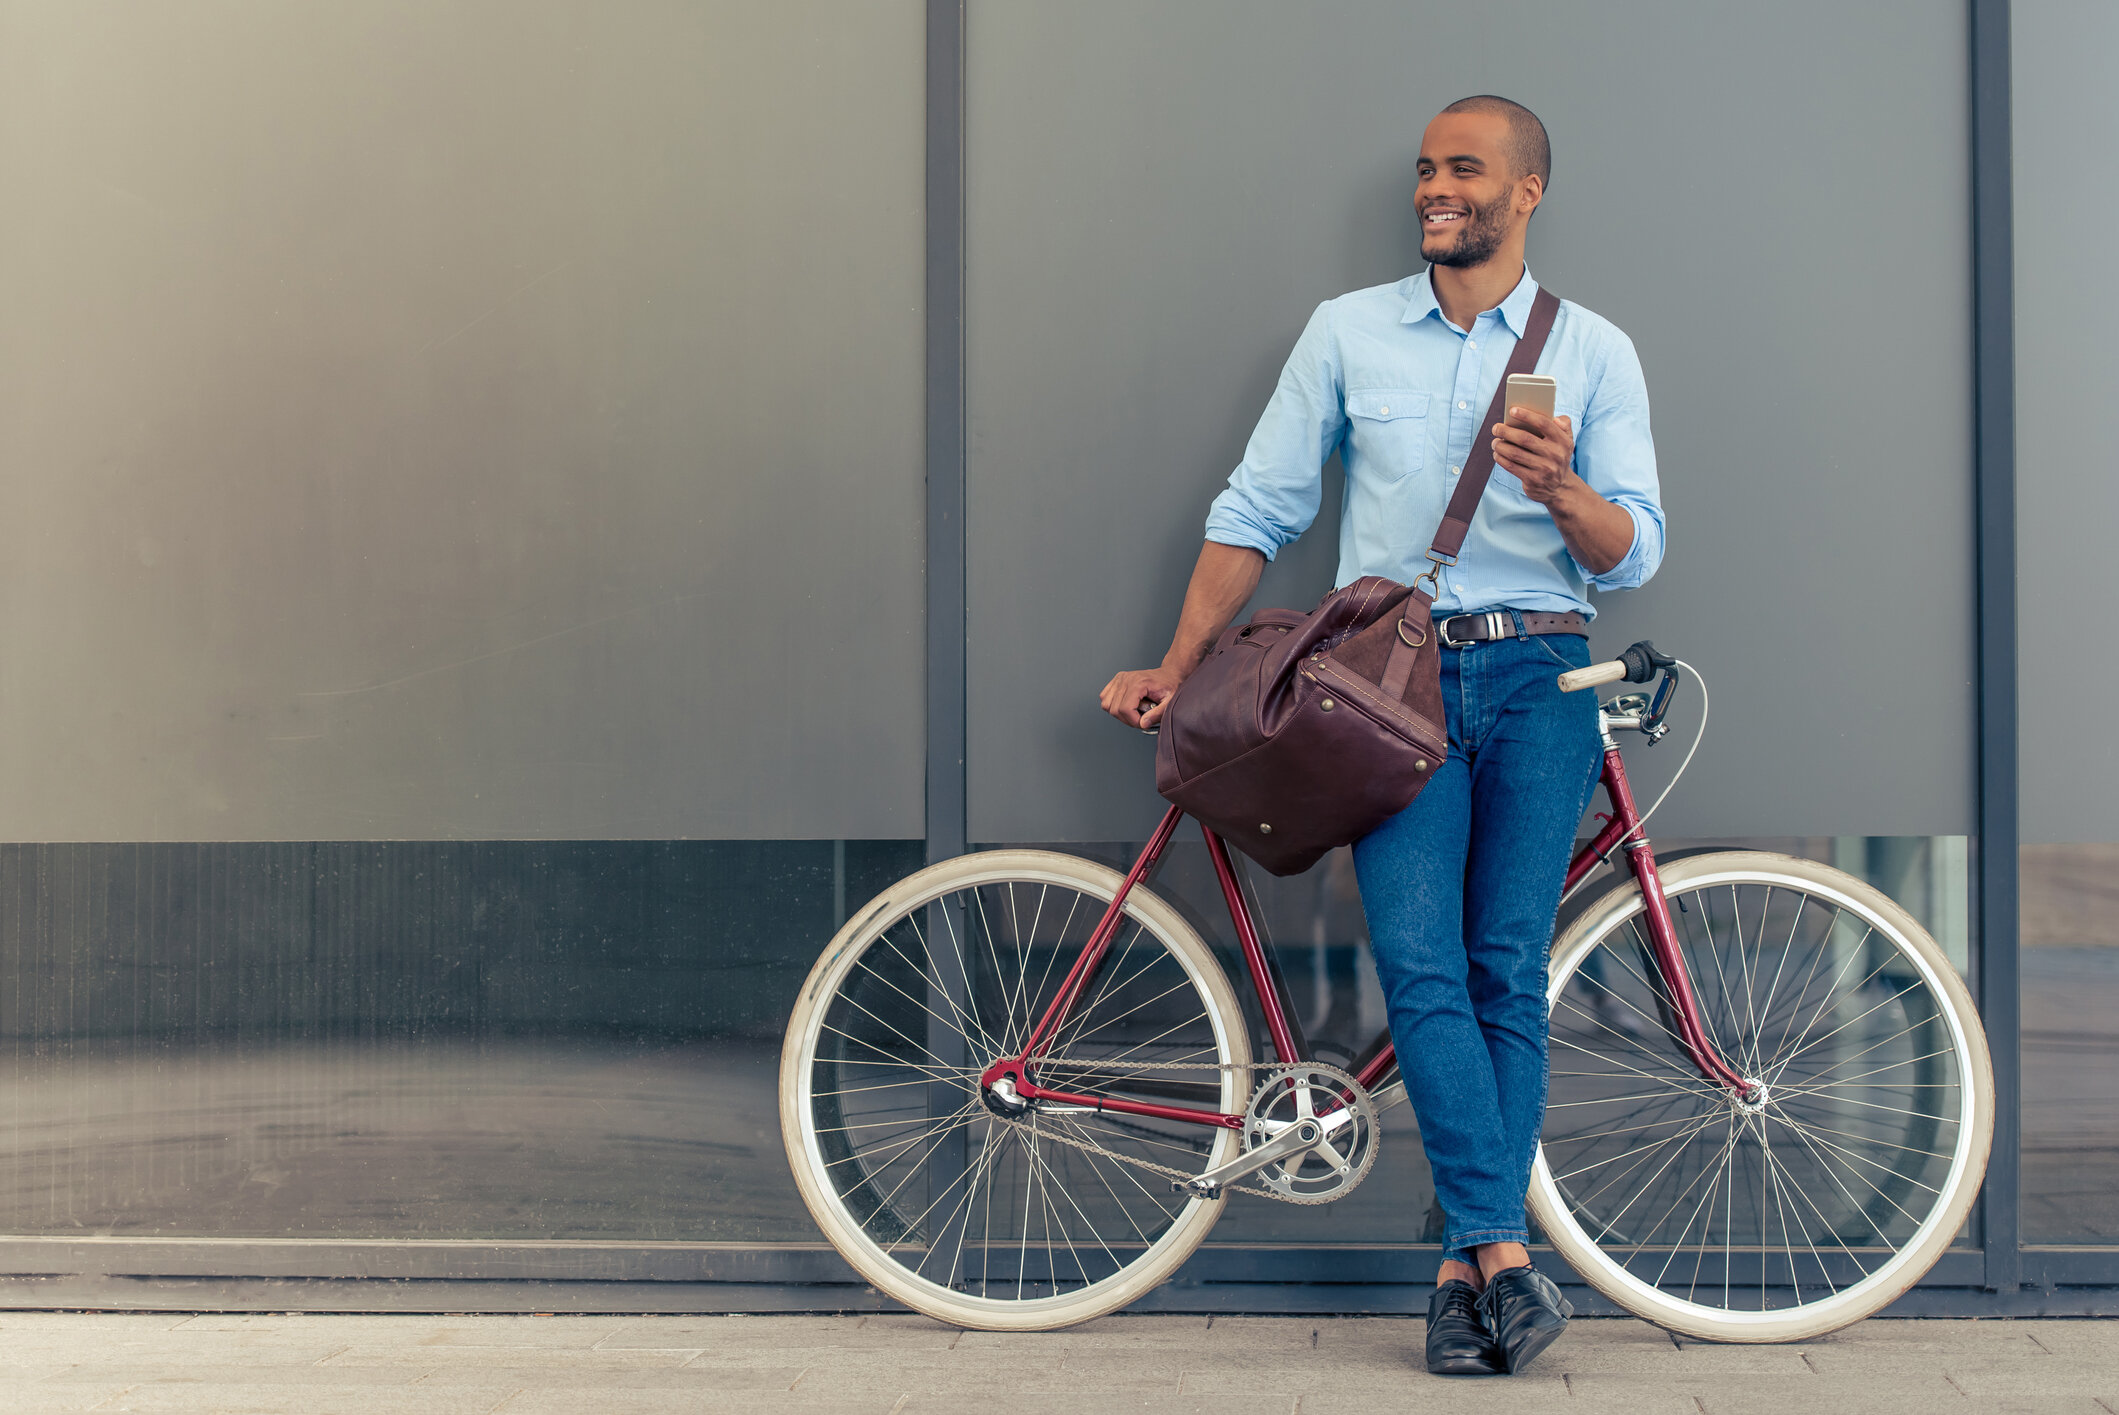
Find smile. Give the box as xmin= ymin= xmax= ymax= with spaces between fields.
xmin=1423 ymin=210 xmax=1466 ymax=225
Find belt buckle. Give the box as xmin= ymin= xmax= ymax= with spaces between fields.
xmin=1440 ymin=610 xmax=1508 ymax=648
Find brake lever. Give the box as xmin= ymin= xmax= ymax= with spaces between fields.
xmin=1642 ymin=666 xmax=1682 ymax=739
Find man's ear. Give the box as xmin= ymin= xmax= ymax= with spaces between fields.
xmin=1516 ymin=173 xmax=1545 ymax=218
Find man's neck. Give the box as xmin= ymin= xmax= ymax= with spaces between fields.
xmin=1430 ymin=254 xmax=1529 ymax=333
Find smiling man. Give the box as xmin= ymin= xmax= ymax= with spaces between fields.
xmin=1099 ymin=96 xmax=1664 ymax=1377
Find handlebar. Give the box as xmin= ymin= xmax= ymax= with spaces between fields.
xmin=1557 ymin=659 xmax=1628 ymax=692
xmin=1559 ymin=639 xmax=1677 ymax=693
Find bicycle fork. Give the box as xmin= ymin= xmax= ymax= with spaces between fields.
xmin=1572 ymin=745 xmax=1756 ymax=1099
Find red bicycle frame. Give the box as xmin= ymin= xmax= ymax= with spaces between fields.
xmin=978 ymin=740 xmax=1753 ymax=1130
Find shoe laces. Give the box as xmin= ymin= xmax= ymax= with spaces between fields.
xmin=1476 ymin=1272 xmax=1521 ymax=1325
xmin=1434 ymin=1281 xmax=1482 ymax=1322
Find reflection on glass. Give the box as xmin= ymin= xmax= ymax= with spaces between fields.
xmin=2021 ymin=842 xmax=2119 ymax=1243
xmin=0 ymin=834 xmax=1967 ymax=1250
xmin=0 ymin=840 xmax=920 ymax=1240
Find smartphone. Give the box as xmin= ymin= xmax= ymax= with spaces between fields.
xmin=1504 ymin=373 xmax=1557 ymax=425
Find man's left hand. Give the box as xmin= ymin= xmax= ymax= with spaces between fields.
xmin=1491 ymin=408 xmax=1575 ymax=503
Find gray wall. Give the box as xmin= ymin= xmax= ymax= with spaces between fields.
xmin=966 ymin=0 xmax=1975 ymax=843
xmin=2015 ymin=0 xmax=2118 ymax=845
xmin=0 ymin=0 xmax=925 ymax=841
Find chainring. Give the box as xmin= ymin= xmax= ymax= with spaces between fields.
xmin=1243 ymin=1062 xmax=1379 ymax=1205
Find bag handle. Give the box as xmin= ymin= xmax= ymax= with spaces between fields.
xmin=1380 ymin=285 xmax=1563 ymax=702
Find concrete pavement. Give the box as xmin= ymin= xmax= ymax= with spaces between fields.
xmin=0 ymin=1311 xmax=2110 ymax=1414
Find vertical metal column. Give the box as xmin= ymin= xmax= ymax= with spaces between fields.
xmin=1970 ymin=0 xmax=2021 ymax=1294
xmin=923 ymin=0 xmax=973 ymax=1283
xmin=924 ymin=4 xmax=967 ymax=870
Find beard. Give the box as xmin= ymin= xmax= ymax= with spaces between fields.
xmin=1422 ymin=183 xmax=1515 ymax=269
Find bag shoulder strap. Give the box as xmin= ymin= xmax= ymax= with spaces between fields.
xmin=1427 ymin=285 xmax=1563 ymax=563
xmin=1378 ymin=285 xmax=1562 ymax=704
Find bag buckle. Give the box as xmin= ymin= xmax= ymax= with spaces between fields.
xmin=1411 ymin=552 xmax=1454 ymax=599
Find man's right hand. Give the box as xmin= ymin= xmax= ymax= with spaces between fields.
xmin=1099 ymin=666 xmax=1187 ymax=731
xmin=1099 ymin=541 xmax=1266 ymax=733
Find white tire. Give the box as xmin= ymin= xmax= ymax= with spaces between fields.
xmin=1530 ymin=851 xmax=1993 ymax=1342
xmin=780 ymin=850 xmax=1251 ymax=1330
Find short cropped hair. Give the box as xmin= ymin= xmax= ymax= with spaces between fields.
xmin=1441 ymin=95 xmax=1551 ymax=187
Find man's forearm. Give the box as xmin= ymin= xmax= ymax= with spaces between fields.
xmin=1163 ymin=541 xmax=1266 ymax=673
xmin=1543 ymin=478 xmax=1636 ymax=577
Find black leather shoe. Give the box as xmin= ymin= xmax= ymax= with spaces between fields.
xmin=1477 ymin=1265 xmax=1573 ymax=1375
xmin=1424 ymin=1279 xmax=1503 ymax=1376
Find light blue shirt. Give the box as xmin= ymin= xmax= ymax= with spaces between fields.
xmin=1203 ymin=268 xmax=1663 ymax=619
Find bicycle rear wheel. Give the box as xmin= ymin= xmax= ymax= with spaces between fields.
xmin=780 ymin=850 xmax=1251 ymax=1330
xmin=1530 ymin=851 xmax=1992 ymax=1342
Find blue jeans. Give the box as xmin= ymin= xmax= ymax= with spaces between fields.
xmin=1352 ymin=629 xmax=1603 ymax=1265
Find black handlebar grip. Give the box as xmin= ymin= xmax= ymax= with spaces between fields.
xmin=1619 ymin=640 xmax=1676 ymax=684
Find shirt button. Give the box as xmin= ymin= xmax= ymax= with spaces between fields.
xmin=1468 ymin=340 xmax=1478 ymax=349
xmin=1458 ymin=401 xmax=1468 ymax=409
xmin=1379 ymin=405 xmax=1389 ymax=415
xmin=1449 ymin=464 xmax=1460 ymax=476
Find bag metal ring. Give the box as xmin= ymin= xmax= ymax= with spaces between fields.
xmin=1397 ymin=618 xmax=1427 ymax=648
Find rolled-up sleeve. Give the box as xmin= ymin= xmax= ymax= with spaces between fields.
xmin=1202 ymin=302 xmax=1347 ymax=561
xmin=1571 ymin=330 xmax=1665 ymax=591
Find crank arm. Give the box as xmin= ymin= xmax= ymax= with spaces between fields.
xmin=1171 ymin=1097 xmax=1357 ymax=1199
xmin=1370 ymin=1078 xmax=1407 ymax=1116
xmin=1173 ymin=1117 xmax=1323 ymax=1199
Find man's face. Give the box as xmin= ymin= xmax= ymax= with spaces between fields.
xmin=1415 ymin=112 xmax=1533 ymax=269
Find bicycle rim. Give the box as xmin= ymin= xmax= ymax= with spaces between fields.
xmin=780 ymin=850 xmax=1251 ymax=1330
xmin=1531 ymin=852 xmax=1993 ymax=1342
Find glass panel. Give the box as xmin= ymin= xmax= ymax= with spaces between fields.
xmin=0 ymin=840 xmax=920 ymax=1239
xmin=2021 ymin=843 xmax=2119 ymax=1244
xmin=983 ymin=834 xmax=1968 ymax=1247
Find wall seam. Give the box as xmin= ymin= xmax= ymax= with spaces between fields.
xmin=925 ymin=0 xmax=968 ymax=866
xmin=1970 ymin=0 xmax=2021 ymax=1292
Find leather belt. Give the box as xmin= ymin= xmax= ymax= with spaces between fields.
xmin=1438 ymin=609 xmax=1588 ymax=648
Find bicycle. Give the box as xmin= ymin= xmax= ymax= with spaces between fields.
xmin=779 ymin=642 xmax=1993 ymax=1339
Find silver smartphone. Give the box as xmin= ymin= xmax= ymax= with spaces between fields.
xmin=1504 ymin=373 xmax=1557 ymax=424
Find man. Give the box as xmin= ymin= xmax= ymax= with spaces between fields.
xmin=1098 ymin=96 xmax=1663 ymax=1377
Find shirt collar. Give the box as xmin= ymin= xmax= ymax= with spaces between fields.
xmin=1402 ymin=265 xmax=1541 ymax=337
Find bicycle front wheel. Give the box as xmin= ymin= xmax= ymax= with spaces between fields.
xmin=1529 ymin=851 xmax=1993 ymax=1342
xmin=780 ymin=850 xmax=1252 ymax=1330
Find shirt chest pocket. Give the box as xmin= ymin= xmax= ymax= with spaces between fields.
xmin=1344 ymin=389 xmax=1428 ymax=482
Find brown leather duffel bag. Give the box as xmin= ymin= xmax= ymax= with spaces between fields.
xmin=1154 ymin=287 xmax=1561 ymax=875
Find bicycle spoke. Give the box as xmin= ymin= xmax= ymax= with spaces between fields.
xmin=1768 ymin=974 xmax=1938 ymax=1084
xmin=881 ymin=914 xmax=996 ymax=1059
xmin=816 ymin=1022 xmax=979 ymax=1085
xmin=852 ymin=952 xmax=1003 ymax=1060
xmin=1550 ymin=1029 xmax=1725 ymax=1105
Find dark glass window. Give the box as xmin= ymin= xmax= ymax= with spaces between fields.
xmin=2021 ymin=843 xmax=2119 ymax=1244
xmin=0 ymin=840 xmax=920 ymax=1240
